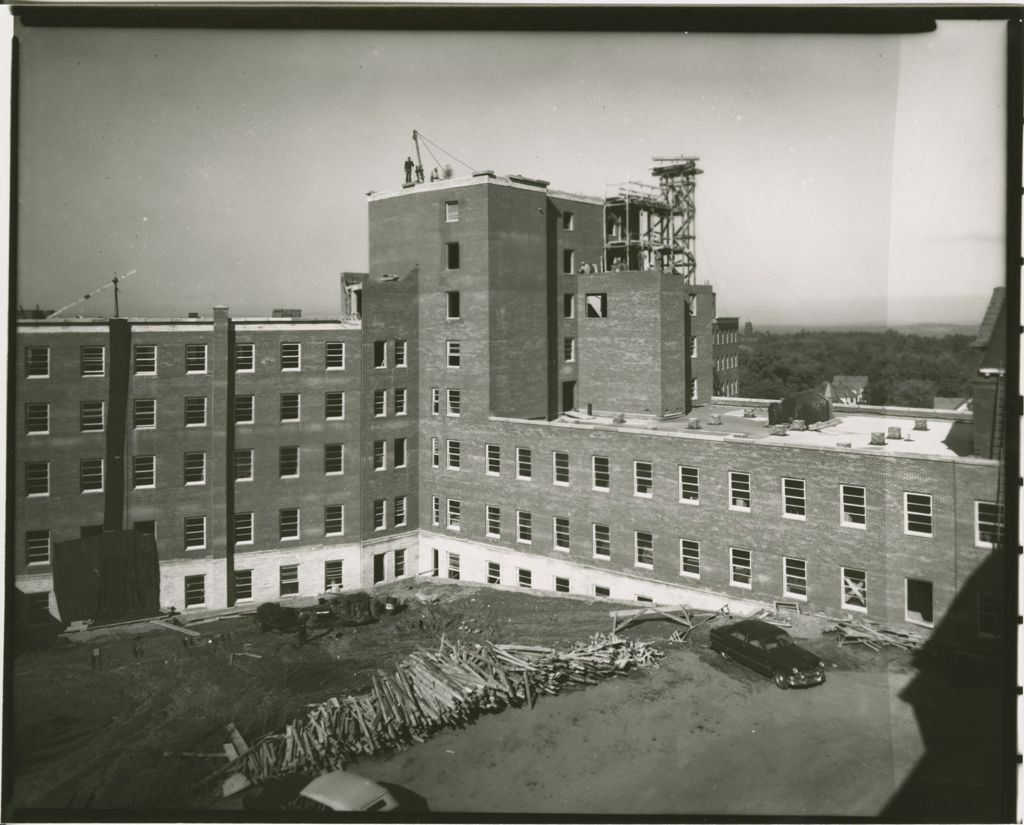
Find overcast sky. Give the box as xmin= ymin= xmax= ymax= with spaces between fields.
xmin=14 ymin=20 xmax=1007 ymax=325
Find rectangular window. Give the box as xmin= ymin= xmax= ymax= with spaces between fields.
xmin=518 ymin=569 xmax=532 ymax=588
xmin=280 ymin=393 xmax=300 ymax=422
xmin=447 ymin=389 xmax=461 ymax=417
xmin=81 ymin=345 xmax=105 ymax=377
xmin=486 ymin=444 xmax=501 ymax=476
xmin=234 ymin=570 xmax=253 ymax=601
xmin=26 ymin=346 xmax=49 ymax=378
xmin=25 ymin=402 xmax=49 ymax=434
xmin=134 ymin=344 xmax=157 ymax=375
xmin=554 ymin=517 xmax=570 ymax=551
xmin=445 ymin=200 xmax=460 ymax=222
xmin=679 ymin=466 xmax=699 ymax=504
xmin=688 ymin=336 xmax=697 ymax=358
xmin=563 ymin=294 xmax=576 ymax=320
xmin=977 ymin=592 xmax=1003 ymax=637
xmin=234 ymin=449 xmax=253 ymax=481
xmin=26 ymin=461 xmax=49 ymax=496
xmin=325 ymin=391 xmax=345 ymax=419
xmin=446 ymin=439 xmax=461 ymax=470
xmin=729 ymin=472 xmax=751 ymax=511
xmin=635 ymin=531 xmax=654 ymax=568
xmin=840 ymin=485 xmax=866 ymax=528
xmin=446 ymin=340 xmax=461 ymax=368
xmin=394 ymin=496 xmax=407 ymax=527
xmin=394 ymin=387 xmax=408 ymax=415
xmin=447 ymin=499 xmax=461 ymax=530
xmin=80 ymin=458 xmax=103 ymax=493
xmin=394 ymin=437 xmax=407 ymax=468
xmin=185 ymin=344 xmax=207 ymax=373
xmin=431 ymin=387 xmax=440 ymax=415
xmin=431 ymin=496 xmax=441 ymax=527
xmin=395 ymin=340 xmax=407 ymax=367
xmin=592 ymin=456 xmax=610 ymax=490
xmin=486 ymin=505 xmax=501 ymax=538
xmin=517 ymin=511 xmax=533 ymax=543
xmin=185 ymin=575 xmax=206 ymax=608
xmin=782 ymin=478 xmax=806 ymax=519
xmin=680 ymin=539 xmax=700 ymax=578
xmin=594 ymin=585 xmax=610 ymax=598
xmin=279 ymin=508 xmax=299 ymax=540
xmin=431 ymin=437 xmax=440 ymax=468
xmin=446 ymin=242 xmax=460 ymax=270
xmin=975 ymin=501 xmax=1003 ymax=548
xmin=324 ymin=504 xmax=345 ymax=536
xmin=562 ymin=248 xmax=575 ymax=274
xmin=585 ymin=293 xmax=607 ymax=318
xmin=279 ymin=564 xmax=299 ymax=597
xmin=904 ymin=493 xmax=933 ymax=536
xmin=784 ymin=557 xmax=808 ymax=599
xmin=234 ymin=512 xmax=254 ymax=545
xmin=516 ymin=447 xmax=532 ymax=479
xmin=593 ymin=524 xmax=610 ymax=559
xmin=637 ymin=595 xmax=654 ymax=604
xmin=446 ymin=291 xmax=460 ymax=319
xmin=905 ymin=578 xmax=933 ymax=626
xmin=373 ymin=340 xmax=387 ymax=369
xmin=368 ymin=497 xmax=385 ymax=528
xmin=447 ymin=552 xmax=461 ymax=580
xmin=562 ymin=211 xmax=574 ymax=230
xmin=279 ymin=446 xmax=299 ymax=478
xmin=553 ymin=451 xmax=569 ymax=485
xmin=184 ymin=397 xmax=207 ymax=427
xmin=634 ymin=461 xmax=653 ymax=497
xmin=555 ymin=576 xmax=570 ymax=593
xmin=183 ymin=452 xmax=206 ymax=485
xmin=80 ymin=400 xmax=105 ymax=432
xmin=730 ymin=548 xmax=752 ymax=588
xmin=394 ymin=549 xmax=406 ymax=577
xmin=235 ymin=342 xmax=254 ymax=372
xmin=132 ymin=455 xmax=155 ymax=489
xmin=563 ymin=337 xmax=576 ymax=363
xmin=26 ymin=530 xmax=51 ymax=565
xmin=280 ymin=342 xmax=301 ymax=370
xmin=689 ymin=296 xmax=698 ymax=316
xmin=234 ymin=395 xmax=254 ymax=424
xmin=487 ymin=562 xmax=501 ymax=585
xmin=134 ymin=399 xmax=156 ymax=429
xmin=688 ymin=379 xmax=698 ymax=401
xmin=374 ymin=389 xmax=387 ymax=417
xmin=324 ymin=443 xmax=344 ymax=475
xmin=373 ymin=440 xmax=387 ymax=471
xmin=842 ymin=568 xmax=867 ymax=612
xmin=184 ymin=516 xmax=206 ymax=550
xmin=325 ymin=341 xmax=345 ymax=369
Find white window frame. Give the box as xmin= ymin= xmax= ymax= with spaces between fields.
xmin=554 ymin=576 xmax=570 ymax=593
xmin=783 ymin=557 xmax=808 ymax=600
xmin=325 ymin=341 xmax=345 ymax=370
xmin=374 ymin=389 xmax=387 ymax=417
xmin=729 ymin=471 xmax=751 ymax=512
xmin=552 ymin=451 xmax=569 ymax=486
xmin=904 ymin=492 xmax=933 ymax=537
xmin=563 ymin=337 xmax=576 ymax=363
xmin=394 ymin=437 xmax=407 ymax=469
xmin=394 ymin=387 xmax=408 ymax=416
xmin=634 ymin=531 xmax=654 ymax=569
xmin=373 ymin=340 xmax=387 ymax=369
xmin=25 ymin=402 xmax=49 ymax=435
xmin=234 ymin=569 xmax=254 ymax=601
xmin=234 ymin=512 xmax=254 ymax=545
xmin=279 ymin=564 xmax=300 ymax=597
xmin=841 ymin=567 xmax=867 ymax=613
xmin=974 ymin=501 xmax=1002 ymax=548
xmin=279 ymin=446 xmax=300 ymax=478
xmin=394 ymin=495 xmax=407 ymax=528
xmin=516 ymin=447 xmax=532 ymax=480
xmin=25 ymin=530 xmax=51 ymax=566
xmin=81 ymin=345 xmax=106 ymax=377
xmin=26 ymin=346 xmax=50 ymax=378
xmin=840 ymin=484 xmax=866 ymax=529
xmin=446 ymin=439 xmax=460 ymax=470
xmin=234 ymin=395 xmax=254 ymax=425
xmin=554 ymin=516 xmax=570 ymax=552
xmin=184 ymin=575 xmax=206 ymax=608
xmin=394 ymin=339 xmax=407 ymax=368
xmin=234 ymin=449 xmax=253 ymax=482
xmin=184 ymin=396 xmax=207 ymax=427
xmin=730 ymin=547 xmax=752 ymax=589
xmin=431 ymin=496 xmax=440 ymax=527
xmin=183 ymin=451 xmax=206 ymax=486
xmin=486 ymin=444 xmax=500 ymax=476
xmin=324 ymin=443 xmax=344 ymax=475
xmin=446 ymin=498 xmax=461 ymax=531
xmin=280 ymin=342 xmax=301 ymax=371
xmin=80 ymin=458 xmax=104 ymax=494
xmin=26 ymin=461 xmax=50 ymax=497
xmin=904 ymin=578 xmax=934 ymax=628
xmin=486 ymin=505 xmax=501 ymax=538
xmin=782 ymin=477 xmax=806 ymax=520
xmin=80 ymin=400 xmax=105 ymax=433
xmin=185 ymin=343 xmax=208 ymax=374
xmin=488 ymin=562 xmax=502 ymax=585
xmin=592 ymin=455 xmax=610 ymax=491
xmin=184 ymin=516 xmax=207 ymax=551
xmin=446 ymin=291 xmax=460 ymax=320
xmin=132 ymin=455 xmax=156 ymax=489
xmin=518 ymin=568 xmax=532 ymax=588
xmin=280 ymin=393 xmax=301 ymax=422
xmin=592 ymin=523 xmax=610 ymax=559
xmin=516 ymin=510 xmax=532 ymax=544
xmin=446 ymin=340 xmax=461 ymax=368
xmin=679 ymin=466 xmax=699 ymax=504
xmin=235 ymin=342 xmax=255 ymax=372
xmin=134 ymin=344 xmax=157 ymax=375
xmin=324 ymin=504 xmax=345 ymax=537
xmin=373 ymin=440 xmax=387 ymax=471
xmin=634 ymin=461 xmax=653 ymax=498
xmin=679 ymin=539 xmax=700 ymax=579
xmin=431 ymin=437 xmax=440 ymax=469
xmin=445 ymin=200 xmax=460 ymax=223
xmin=373 ymin=499 xmax=387 ymax=531
xmin=325 ymin=391 xmax=345 ymax=420
xmin=446 ymin=388 xmax=461 ymax=417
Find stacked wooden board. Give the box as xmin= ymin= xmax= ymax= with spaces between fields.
xmin=827 ymin=617 xmax=925 ymax=651
xmin=222 ymin=633 xmax=663 ymax=786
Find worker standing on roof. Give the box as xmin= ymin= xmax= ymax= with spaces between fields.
xmin=404 ymin=156 xmax=414 ymax=184
xmin=415 ymin=162 xmax=424 ymax=183
xmin=430 ymin=167 xmax=439 ymax=182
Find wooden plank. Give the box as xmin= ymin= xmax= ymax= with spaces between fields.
xmin=148 ymin=619 xmax=201 ymax=637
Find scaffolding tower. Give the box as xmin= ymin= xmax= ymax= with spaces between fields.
xmin=603 ymin=156 xmax=702 ymax=281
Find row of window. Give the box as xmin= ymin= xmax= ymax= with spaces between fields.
xmin=429 ymin=388 xmax=462 ymax=417
xmin=713 ymin=329 xmax=738 ymax=345
xmin=715 ymin=380 xmax=739 ymax=397
xmin=23 ymin=341 xmax=349 ymax=379
xmin=371 ymin=339 xmax=408 ymax=369
xmin=714 ymin=355 xmax=738 ymax=371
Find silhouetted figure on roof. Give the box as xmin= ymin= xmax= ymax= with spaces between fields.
xmin=404 ymin=157 xmax=414 ymax=184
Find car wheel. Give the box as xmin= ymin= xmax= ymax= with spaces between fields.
xmin=719 ymin=649 xmax=729 ymax=660
xmin=772 ymin=670 xmax=789 ymax=690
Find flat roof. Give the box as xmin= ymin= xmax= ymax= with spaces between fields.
xmin=367 ymin=174 xmax=603 ymax=206
xmin=555 ymin=402 xmax=977 ymax=460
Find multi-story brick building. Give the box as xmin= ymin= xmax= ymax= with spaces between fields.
xmin=712 ymin=316 xmax=739 ymax=397
xmin=12 ymin=167 xmax=1006 ymax=646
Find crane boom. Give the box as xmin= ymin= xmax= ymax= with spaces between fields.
xmin=47 ymin=269 xmax=138 ymax=319
xmin=412 ymin=130 xmax=424 ymax=172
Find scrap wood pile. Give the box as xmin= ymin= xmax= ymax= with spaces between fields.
xmin=827 ymin=616 xmax=924 ymax=651
xmin=222 ymin=633 xmax=663 ymax=786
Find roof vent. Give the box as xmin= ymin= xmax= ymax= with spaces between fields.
xmin=869 ymin=432 xmax=886 ymax=446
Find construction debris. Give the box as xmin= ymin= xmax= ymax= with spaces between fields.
xmin=609 ymin=604 xmax=730 ymax=640
xmin=218 ymin=634 xmax=663 ymax=786
xmin=826 ymin=617 xmax=925 ymax=651
xmin=149 ymin=619 xmax=201 ymax=637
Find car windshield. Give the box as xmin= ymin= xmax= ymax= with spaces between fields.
xmin=763 ymin=635 xmax=793 ymax=650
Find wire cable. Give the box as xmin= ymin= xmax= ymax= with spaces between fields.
xmin=416 ymin=131 xmax=477 ymax=174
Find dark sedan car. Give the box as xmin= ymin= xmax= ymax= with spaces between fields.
xmin=709 ymin=619 xmax=826 ymax=689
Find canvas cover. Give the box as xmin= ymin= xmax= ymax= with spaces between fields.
xmin=768 ymin=390 xmax=832 ymax=426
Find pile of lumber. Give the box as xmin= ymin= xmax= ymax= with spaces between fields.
xmin=827 ymin=617 xmax=925 ymax=651
xmin=222 ymin=634 xmax=662 ymax=785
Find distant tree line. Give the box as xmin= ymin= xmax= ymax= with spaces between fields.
xmin=737 ymin=330 xmax=977 ymax=408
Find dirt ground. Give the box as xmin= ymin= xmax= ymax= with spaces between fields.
xmin=5 ymin=581 xmax=1007 ymax=819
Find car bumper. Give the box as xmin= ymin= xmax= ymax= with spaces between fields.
xmin=786 ymin=671 xmax=825 ymax=687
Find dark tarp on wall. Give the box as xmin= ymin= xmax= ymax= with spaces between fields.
xmin=52 ymin=530 xmax=160 ymax=623
xmin=768 ymin=390 xmax=833 ymax=426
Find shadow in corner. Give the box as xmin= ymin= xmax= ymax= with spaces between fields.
xmin=941 ymin=420 xmax=978 ymax=457
xmin=880 ymin=550 xmax=1013 ymax=822
xmin=10 ymin=588 xmax=65 ymax=656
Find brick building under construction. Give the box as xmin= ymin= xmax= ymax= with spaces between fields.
xmin=12 ymin=159 xmax=1007 ymax=646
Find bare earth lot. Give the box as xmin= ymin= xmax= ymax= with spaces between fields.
xmin=6 ymin=581 xmax=1005 ymax=819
